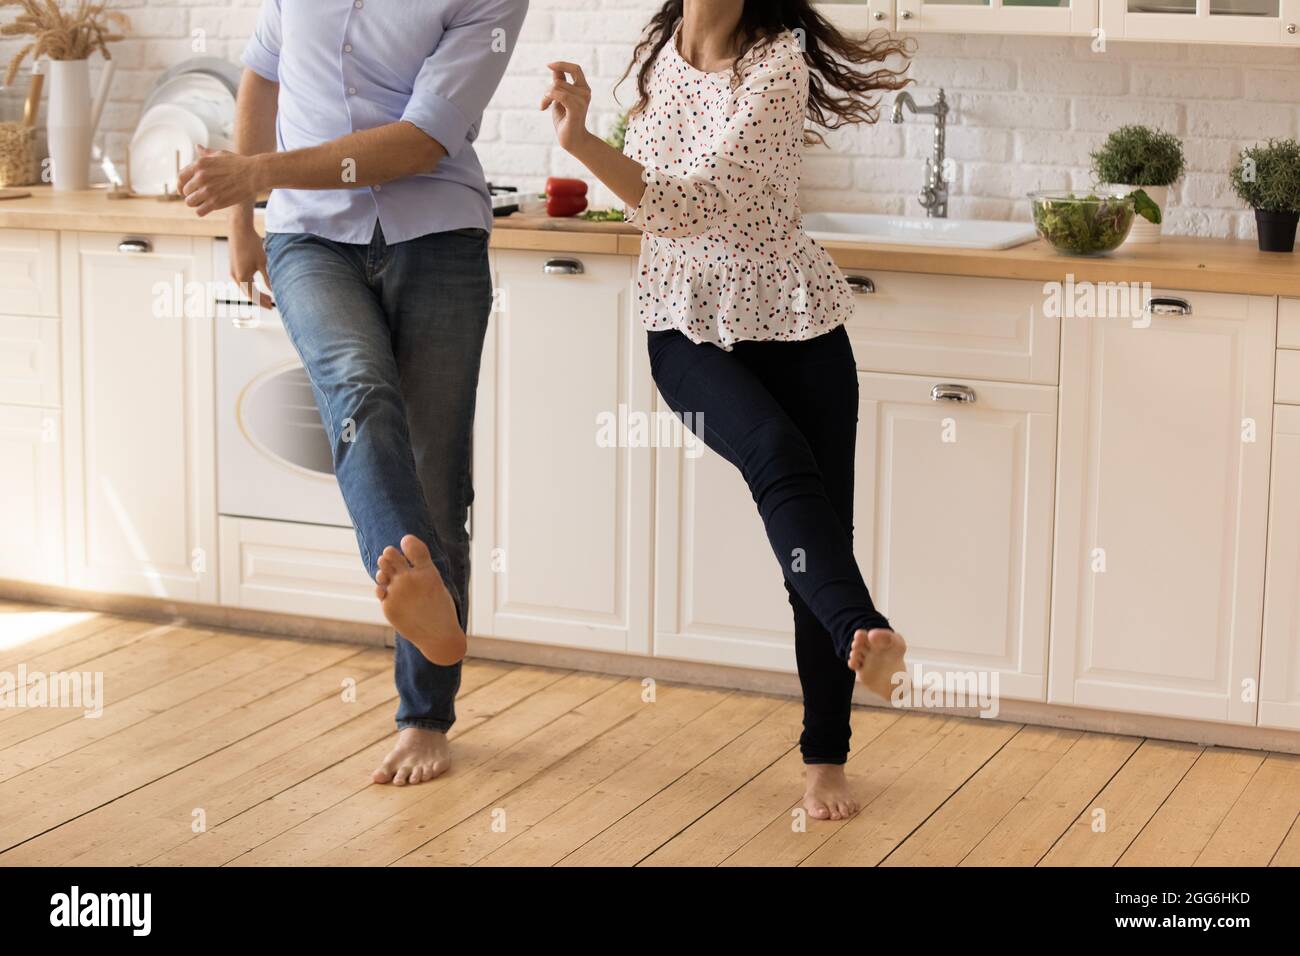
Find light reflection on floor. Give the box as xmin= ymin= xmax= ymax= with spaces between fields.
xmin=0 ymin=609 xmax=98 ymax=653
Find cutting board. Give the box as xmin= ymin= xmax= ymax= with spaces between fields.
xmin=496 ymin=212 xmax=637 ymax=235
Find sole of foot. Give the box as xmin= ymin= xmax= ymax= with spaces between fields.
xmin=848 ymin=627 xmax=908 ymax=702
xmin=374 ymin=534 xmax=467 ymax=666
xmin=802 ymin=763 xmax=860 ymax=821
xmin=372 ymin=727 xmax=451 ymax=785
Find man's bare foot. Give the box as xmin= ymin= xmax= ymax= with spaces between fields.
xmin=372 ymin=727 xmax=451 ymax=786
xmin=848 ymin=627 xmax=908 ymax=701
xmin=802 ymin=764 xmax=860 ymax=821
xmin=374 ymin=534 xmax=467 ymax=666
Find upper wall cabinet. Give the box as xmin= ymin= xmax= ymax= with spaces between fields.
xmin=813 ymin=0 xmax=897 ymax=31
xmin=813 ymin=0 xmax=1300 ymax=42
xmin=1101 ymin=0 xmax=1300 ymax=44
xmin=896 ymin=0 xmax=1098 ymax=35
xmin=812 ymin=0 xmax=1097 ymax=35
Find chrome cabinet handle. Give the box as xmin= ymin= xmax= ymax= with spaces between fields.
xmin=543 ymin=257 xmax=584 ymax=275
xmin=931 ymin=383 xmax=976 ymax=404
xmin=1287 ymin=22 xmax=1296 ymax=34
xmin=117 ymin=238 xmax=152 ymax=254
xmin=1147 ymin=296 xmax=1192 ymax=317
xmin=845 ymin=275 xmax=875 ymax=294
xmin=900 ymin=9 xmax=914 ymax=19
xmin=873 ymin=10 xmax=886 ymax=19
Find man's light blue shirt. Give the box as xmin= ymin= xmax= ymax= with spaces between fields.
xmin=242 ymin=0 xmax=528 ymax=244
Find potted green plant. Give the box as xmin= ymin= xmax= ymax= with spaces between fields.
xmin=1090 ymin=125 xmax=1185 ymax=246
xmin=1231 ymin=139 xmax=1300 ymax=254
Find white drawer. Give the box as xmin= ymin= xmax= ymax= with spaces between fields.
xmin=0 ymin=229 xmax=59 ymax=316
xmin=218 ymin=516 xmax=386 ymax=626
xmin=0 ymin=314 xmax=60 ymax=406
xmin=1279 ymin=298 xmax=1300 ymax=350
xmin=839 ymin=270 xmax=1060 ymax=385
xmin=1277 ymin=349 xmax=1300 ymax=406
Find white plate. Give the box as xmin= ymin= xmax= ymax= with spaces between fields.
xmin=143 ymin=73 xmax=235 ymax=141
xmin=136 ymin=103 xmax=210 ymax=151
xmin=172 ymin=95 xmax=231 ymax=149
xmin=158 ymin=58 xmax=241 ymax=97
xmin=129 ymin=120 xmax=196 ymax=195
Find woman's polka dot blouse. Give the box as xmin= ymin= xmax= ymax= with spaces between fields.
xmin=623 ymin=28 xmax=853 ymax=350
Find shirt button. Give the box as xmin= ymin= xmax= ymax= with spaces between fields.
xmin=344 ymin=43 xmax=353 ymax=53
xmin=347 ymin=87 xmax=357 ymax=95
xmin=374 ymin=184 xmax=382 ymax=191
xmin=354 ymin=0 xmax=363 ymax=7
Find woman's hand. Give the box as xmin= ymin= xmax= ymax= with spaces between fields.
xmin=542 ymin=61 xmax=595 ymax=154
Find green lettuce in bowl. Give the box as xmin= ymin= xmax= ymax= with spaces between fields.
xmin=1029 ymin=188 xmax=1162 ymax=256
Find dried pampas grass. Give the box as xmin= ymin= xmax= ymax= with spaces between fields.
xmin=2 ymin=1 xmax=129 ymax=86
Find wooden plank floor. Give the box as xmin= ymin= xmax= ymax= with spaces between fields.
xmin=1 ymin=602 xmax=1298 ymax=867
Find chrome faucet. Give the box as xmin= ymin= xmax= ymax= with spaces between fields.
xmin=891 ymin=89 xmax=949 ymax=219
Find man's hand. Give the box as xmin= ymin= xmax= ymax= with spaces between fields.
xmin=230 ymin=220 xmax=275 ymax=309
xmin=179 ymin=147 xmax=266 ymax=217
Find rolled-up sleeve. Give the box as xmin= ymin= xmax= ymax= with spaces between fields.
xmin=626 ymin=52 xmax=803 ymax=239
xmin=400 ymin=0 xmax=529 ymax=159
xmin=241 ymin=0 xmax=283 ymax=82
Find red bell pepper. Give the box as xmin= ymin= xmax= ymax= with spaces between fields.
xmin=545 ymin=177 xmax=589 ymax=217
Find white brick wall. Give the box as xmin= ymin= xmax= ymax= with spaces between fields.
xmin=3 ymin=0 xmax=1298 ymax=238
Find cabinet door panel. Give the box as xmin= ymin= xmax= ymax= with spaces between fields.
xmin=0 ymin=229 xmax=59 ymax=316
xmin=470 ymin=250 xmax=650 ymax=653
xmin=842 ymin=271 xmax=1060 ymax=385
xmin=1260 ymin=405 xmax=1300 ymax=730
xmin=0 ymin=405 xmax=64 ymax=584
xmin=63 ymin=233 xmax=216 ymax=602
xmin=858 ymin=373 xmax=1056 ymax=699
xmin=655 ymin=368 xmax=1057 ymax=700
xmin=1050 ymin=291 xmax=1274 ymax=723
xmin=0 ymin=314 xmax=60 ymax=407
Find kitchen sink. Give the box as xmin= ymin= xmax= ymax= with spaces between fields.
xmin=802 ymin=212 xmax=1039 ymax=250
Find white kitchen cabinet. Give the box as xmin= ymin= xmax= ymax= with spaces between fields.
xmin=655 ymin=368 xmax=1058 ymax=702
xmin=219 ymin=516 xmax=385 ymax=626
xmin=1100 ymin=0 xmax=1300 ymax=45
xmin=654 ymin=399 xmax=796 ymax=671
xmin=0 ymin=405 xmax=64 ymax=584
xmin=0 ymin=314 xmax=61 ymax=407
xmin=60 ymin=232 xmax=218 ymax=603
xmin=470 ymin=249 xmax=652 ymax=654
xmin=811 ymin=1 xmax=896 ymax=31
xmin=1050 ymin=290 xmax=1276 ymax=724
xmin=0 ymin=228 xmax=59 ymax=316
xmin=1260 ymin=404 xmax=1300 ymax=730
xmin=841 ymin=270 xmax=1061 ymax=385
xmin=896 ymin=0 xmax=1097 ymax=35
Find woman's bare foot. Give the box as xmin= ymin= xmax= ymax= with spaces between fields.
xmin=374 ymin=534 xmax=467 ymax=666
xmin=372 ymin=727 xmax=452 ymax=785
xmin=802 ymin=764 xmax=860 ymax=821
xmin=848 ymin=627 xmax=908 ymax=701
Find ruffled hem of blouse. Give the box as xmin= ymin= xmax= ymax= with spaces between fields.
xmin=635 ymin=239 xmax=854 ymax=350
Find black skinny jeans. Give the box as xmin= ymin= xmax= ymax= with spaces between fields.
xmin=647 ymin=324 xmax=891 ymax=765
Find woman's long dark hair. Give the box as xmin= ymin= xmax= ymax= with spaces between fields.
xmin=618 ymin=1 xmax=914 ymax=144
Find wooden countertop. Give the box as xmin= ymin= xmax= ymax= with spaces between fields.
xmin=3 ymin=187 xmax=1296 ymax=296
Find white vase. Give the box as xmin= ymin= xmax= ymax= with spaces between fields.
xmin=43 ymin=58 xmax=115 ymax=191
xmin=1116 ymin=183 xmax=1168 ymax=246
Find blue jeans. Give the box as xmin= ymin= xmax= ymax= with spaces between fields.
xmin=265 ymin=224 xmax=491 ymax=734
